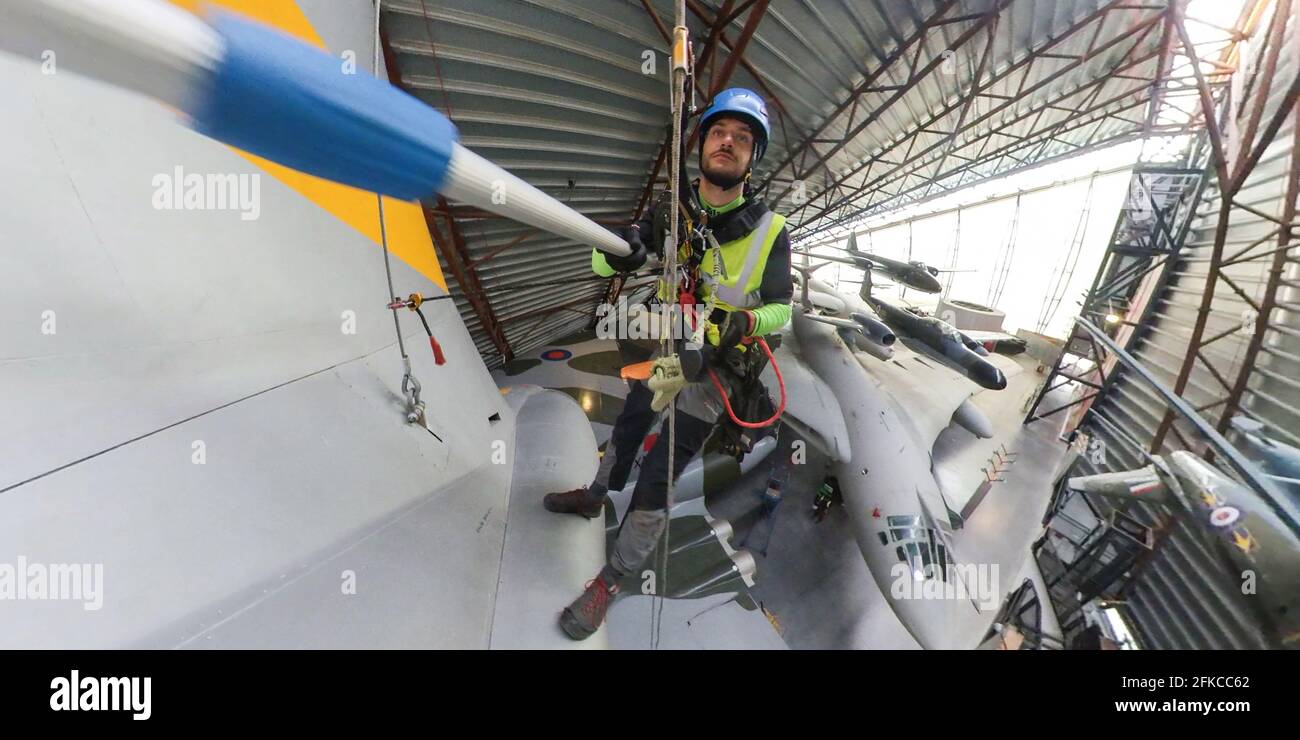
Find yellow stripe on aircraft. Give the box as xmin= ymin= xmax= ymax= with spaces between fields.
xmin=169 ymin=0 xmax=447 ymax=291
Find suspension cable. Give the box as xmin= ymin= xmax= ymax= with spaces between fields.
xmin=373 ymin=0 xmax=423 ymax=420
xmin=1037 ymin=174 xmax=1097 ymax=334
xmin=987 ymin=192 xmax=1021 ymax=307
xmin=374 ymin=1 xmax=405 ymax=360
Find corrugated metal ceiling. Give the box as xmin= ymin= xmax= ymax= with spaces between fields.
xmin=380 ymin=0 xmax=1175 ymax=367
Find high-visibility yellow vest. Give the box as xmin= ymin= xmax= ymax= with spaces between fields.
xmin=699 ymin=210 xmax=786 ymax=311
xmin=657 ymin=210 xmax=786 ymax=312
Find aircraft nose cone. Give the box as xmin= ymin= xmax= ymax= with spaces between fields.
xmin=888 ymin=585 xmax=965 ymax=650
xmin=970 ymin=359 xmax=1007 ymax=390
xmin=912 ymin=272 xmax=943 ymax=293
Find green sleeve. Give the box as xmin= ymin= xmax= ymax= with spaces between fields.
xmin=591 ymin=248 xmax=616 ymax=277
xmin=749 ymin=301 xmax=792 ymax=337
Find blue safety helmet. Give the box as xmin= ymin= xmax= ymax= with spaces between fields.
xmin=699 ymin=87 xmax=770 ymax=165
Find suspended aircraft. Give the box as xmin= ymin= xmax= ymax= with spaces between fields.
xmin=0 ymin=0 xmax=1030 ymax=650
xmin=487 ymin=276 xmax=1019 ymax=647
xmin=790 ymin=257 xmax=1008 ymax=390
xmin=1068 ymin=450 xmax=1300 ymax=645
xmin=1231 ymin=416 xmax=1300 ymax=507
xmin=762 ymin=265 xmax=1021 ymax=647
xmin=792 ymin=232 xmax=973 ymax=295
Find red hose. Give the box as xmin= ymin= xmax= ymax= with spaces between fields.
xmin=413 ymin=305 xmax=447 ymax=365
xmin=706 ymin=337 xmax=786 ymax=429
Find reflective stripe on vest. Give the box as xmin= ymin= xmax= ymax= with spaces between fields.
xmin=712 ymin=210 xmax=778 ymax=309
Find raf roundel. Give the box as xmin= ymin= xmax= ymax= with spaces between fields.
xmin=541 ymin=348 xmax=573 ymax=361
xmin=1209 ymin=505 xmax=1241 ymax=528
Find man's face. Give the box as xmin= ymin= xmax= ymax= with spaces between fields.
xmin=701 ymin=117 xmax=754 ymax=186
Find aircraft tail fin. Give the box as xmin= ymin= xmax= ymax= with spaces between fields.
xmin=858 ymin=267 xmax=873 ymax=302
xmin=947 ymin=507 xmax=964 ymax=530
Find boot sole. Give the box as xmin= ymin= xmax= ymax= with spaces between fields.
xmin=543 ymin=498 xmax=604 ymax=519
xmin=558 ymin=609 xmax=598 ymax=640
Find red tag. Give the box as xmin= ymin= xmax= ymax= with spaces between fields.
xmin=679 ymin=292 xmax=697 ymax=330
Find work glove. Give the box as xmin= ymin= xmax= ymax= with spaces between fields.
xmin=604 ymin=224 xmax=647 ymax=273
xmin=647 ymin=354 xmax=686 ymax=412
xmin=698 ymin=311 xmax=754 ymax=379
xmin=715 ymin=310 xmax=754 ymax=350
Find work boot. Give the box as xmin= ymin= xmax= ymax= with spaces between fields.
xmin=559 ymin=574 xmax=619 ymax=640
xmin=543 ymin=487 xmax=604 ymax=519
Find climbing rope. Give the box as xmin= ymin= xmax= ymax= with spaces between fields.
xmin=651 ymin=1 xmax=691 ymax=650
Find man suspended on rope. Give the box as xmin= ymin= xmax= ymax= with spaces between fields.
xmin=542 ymin=87 xmax=794 ymax=641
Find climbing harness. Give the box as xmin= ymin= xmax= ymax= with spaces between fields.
xmin=706 ymin=336 xmax=787 ymax=430
xmin=691 ymin=230 xmax=722 ymax=346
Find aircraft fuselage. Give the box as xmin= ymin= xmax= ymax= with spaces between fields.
xmin=791 ymin=311 xmax=987 ymax=648
xmin=867 ymin=297 xmax=1008 ymax=391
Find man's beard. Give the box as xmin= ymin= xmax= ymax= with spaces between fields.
xmin=701 ymin=156 xmax=747 ymax=190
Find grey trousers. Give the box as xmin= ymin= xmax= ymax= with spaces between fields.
xmin=593 ymin=374 xmax=731 ymax=577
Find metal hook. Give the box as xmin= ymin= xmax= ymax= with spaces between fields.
xmin=401 ymin=358 xmax=425 ymax=426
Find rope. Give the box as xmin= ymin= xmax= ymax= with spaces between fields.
xmin=706 ymin=338 xmax=786 ymax=429
xmin=652 ymin=1 xmax=689 ymax=650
